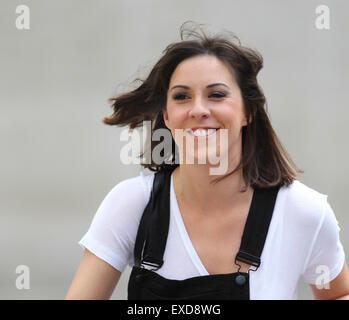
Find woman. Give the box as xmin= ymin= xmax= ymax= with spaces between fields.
xmin=66 ymin=23 xmax=349 ymax=300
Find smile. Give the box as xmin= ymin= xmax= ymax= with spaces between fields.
xmin=185 ymin=128 xmax=219 ymax=138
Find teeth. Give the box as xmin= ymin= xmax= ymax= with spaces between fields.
xmin=187 ymin=128 xmax=217 ymax=137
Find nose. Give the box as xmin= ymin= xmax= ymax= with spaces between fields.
xmin=188 ymin=98 xmax=210 ymax=119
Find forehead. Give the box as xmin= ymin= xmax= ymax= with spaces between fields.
xmin=169 ymin=55 xmax=235 ymax=87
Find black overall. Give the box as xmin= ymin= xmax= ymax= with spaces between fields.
xmin=127 ymin=167 xmax=280 ymax=300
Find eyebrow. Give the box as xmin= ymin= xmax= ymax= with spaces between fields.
xmin=170 ymin=83 xmax=230 ymax=91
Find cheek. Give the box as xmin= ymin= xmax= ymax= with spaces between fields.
xmin=165 ymin=107 xmax=186 ymax=128
xmin=222 ymin=100 xmax=245 ymax=125
xmin=216 ymin=104 xmax=237 ymax=124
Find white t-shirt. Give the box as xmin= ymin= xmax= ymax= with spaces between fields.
xmin=78 ymin=170 xmax=346 ymax=300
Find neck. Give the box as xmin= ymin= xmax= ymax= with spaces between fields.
xmin=173 ymin=160 xmax=252 ymax=218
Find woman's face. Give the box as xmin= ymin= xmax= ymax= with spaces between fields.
xmin=163 ymin=54 xmax=248 ymax=167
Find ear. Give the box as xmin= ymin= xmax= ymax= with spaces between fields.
xmin=242 ymin=110 xmax=254 ymax=127
xmin=163 ymin=109 xmax=169 ymax=128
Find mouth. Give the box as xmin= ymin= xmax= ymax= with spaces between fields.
xmin=185 ymin=128 xmax=220 ymax=138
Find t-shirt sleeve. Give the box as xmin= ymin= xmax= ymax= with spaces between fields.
xmin=302 ymin=200 xmax=346 ymax=285
xmin=78 ymin=172 xmax=152 ymax=273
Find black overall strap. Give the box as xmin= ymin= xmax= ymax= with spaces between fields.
xmin=134 ymin=167 xmax=280 ymax=273
xmin=133 ymin=167 xmax=174 ymax=270
xmin=235 ymin=185 xmax=280 ymax=271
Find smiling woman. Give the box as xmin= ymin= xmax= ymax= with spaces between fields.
xmin=66 ymin=21 xmax=349 ymax=300
xmin=103 ymin=23 xmax=302 ymax=191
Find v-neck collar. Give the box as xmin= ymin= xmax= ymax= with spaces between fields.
xmin=170 ymin=170 xmax=268 ymax=277
xmin=170 ymin=172 xmax=210 ymax=276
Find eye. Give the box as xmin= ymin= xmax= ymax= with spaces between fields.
xmin=172 ymin=91 xmax=227 ymax=101
xmin=210 ymin=92 xmax=226 ymax=98
xmin=173 ymin=93 xmax=189 ymax=100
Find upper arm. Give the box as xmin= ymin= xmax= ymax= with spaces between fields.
xmin=65 ymin=248 xmax=122 ymax=300
xmin=302 ymin=200 xmax=346 ymax=290
xmin=305 ymin=197 xmax=348 ymax=300
xmin=310 ymin=260 xmax=349 ymax=300
xmin=67 ymin=173 xmax=153 ymax=299
xmin=78 ymin=174 xmax=152 ymax=274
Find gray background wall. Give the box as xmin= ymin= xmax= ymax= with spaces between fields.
xmin=0 ymin=0 xmax=347 ymax=300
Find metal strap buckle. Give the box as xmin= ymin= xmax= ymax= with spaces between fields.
xmin=235 ymin=250 xmax=261 ymax=272
xmin=140 ymin=255 xmax=163 ymax=271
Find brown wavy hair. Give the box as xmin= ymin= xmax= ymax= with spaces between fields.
xmin=103 ymin=21 xmax=303 ymax=191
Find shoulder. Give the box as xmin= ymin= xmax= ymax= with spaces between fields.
xmin=93 ymin=170 xmax=155 ymax=224
xmin=107 ymin=170 xmax=155 ymax=203
xmin=278 ymin=179 xmax=329 ymax=228
xmin=281 ymin=179 xmax=328 ymax=209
